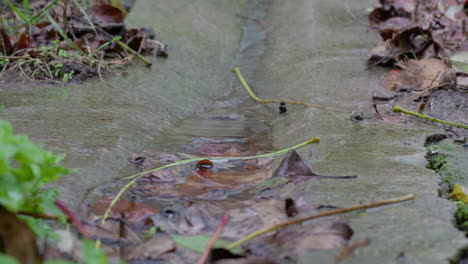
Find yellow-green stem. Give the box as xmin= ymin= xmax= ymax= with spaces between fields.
xmin=101 ymin=137 xmax=320 ymax=224
xmin=232 ymin=67 xmax=347 ymax=113
xmin=226 ymin=193 xmax=415 ymax=250
xmin=393 ymin=105 xmax=468 ymax=129
xmin=116 ymin=40 xmax=152 ymax=66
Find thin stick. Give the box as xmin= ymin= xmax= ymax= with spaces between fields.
xmin=226 ymin=194 xmax=415 ymax=250
xmin=55 ymin=199 xmax=89 ymax=238
xmin=334 ymin=238 xmax=371 ymax=264
xmin=232 ymin=67 xmax=347 ymax=113
xmin=197 ymin=214 xmax=229 ymax=264
xmin=116 ymin=40 xmax=152 ymax=67
xmin=393 ymin=105 xmax=468 ymax=129
xmin=101 ymin=138 xmax=320 ymax=224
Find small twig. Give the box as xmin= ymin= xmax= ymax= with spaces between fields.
xmin=55 ymin=199 xmax=89 ymax=238
xmin=197 ymin=214 xmax=229 ymax=264
xmin=232 ymin=67 xmax=347 ymax=113
xmin=372 ymin=104 xmax=384 ymax=120
xmin=226 ymin=194 xmax=415 ymax=250
xmin=334 ymin=238 xmax=371 ymax=264
xmin=116 ymin=40 xmax=152 ymax=67
xmin=101 ymin=138 xmax=320 ymax=224
xmin=393 ymin=105 xmax=468 ymax=129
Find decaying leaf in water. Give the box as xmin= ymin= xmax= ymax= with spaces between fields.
xmin=253 ymin=220 xmax=353 ymax=258
xmin=172 ymin=235 xmax=240 ymax=254
xmin=273 ymin=150 xmax=356 ymax=180
xmin=126 ymin=233 xmax=175 ymax=260
xmin=0 ymin=206 xmax=41 ymax=264
xmin=90 ymin=197 xmax=158 ymax=225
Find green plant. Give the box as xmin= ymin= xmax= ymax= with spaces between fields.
xmin=0 ymin=119 xmax=73 ymax=235
xmin=63 ymin=70 xmax=75 ymax=82
xmin=4 ymin=0 xmax=60 ymax=35
xmin=455 ymin=201 xmax=468 ymax=232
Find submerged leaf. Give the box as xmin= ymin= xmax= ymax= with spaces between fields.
xmin=172 ymin=235 xmax=242 ymax=254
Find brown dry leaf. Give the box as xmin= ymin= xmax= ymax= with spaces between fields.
xmin=257 ymin=220 xmax=353 ymax=257
xmin=126 ymin=234 xmax=176 ymax=260
xmin=380 ymin=69 xmax=417 ymax=91
xmin=0 ymin=206 xmax=42 ymax=264
xmin=88 ymin=4 xmax=125 ymax=24
xmin=405 ymin=58 xmax=452 ymax=90
xmin=273 ymin=150 xmax=356 ymax=181
xmin=91 ymin=197 xmax=158 ymax=225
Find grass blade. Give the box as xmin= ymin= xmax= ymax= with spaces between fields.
xmin=95 ymin=36 xmax=122 ymax=52
xmin=4 ymin=0 xmax=29 ymax=24
xmin=30 ymin=0 xmax=61 ymax=25
xmin=46 ymin=13 xmax=87 ymax=56
xmin=71 ymin=0 xmax=97 ymax=34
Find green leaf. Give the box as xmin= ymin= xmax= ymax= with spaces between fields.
xmin=4 ymin=0 xmax=29 ymax=24
xmin=172 ymin=235 xmax=243 ymax=254
xmin=0 ymin=254 xmax=20 ymax=264
xmin=449 ymin=52 xmax=468 ymax=73
xmin=30 ymin=0 xmax=60 ymax=25
xmin=82 ymin=240 xmax=110 ymax=264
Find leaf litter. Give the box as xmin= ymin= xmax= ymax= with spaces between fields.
xmin=41 ymin=135 xmax=419 ymax=264
xmin=367 ymin=0 xmax=468 ymax=128
xmin=0 ymin=0 xmax=168 ymax=84
xmin=0 ymin=130 xmax=416 ymax=263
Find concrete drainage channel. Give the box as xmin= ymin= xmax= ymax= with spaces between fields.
xmin=425 ymin=136 xmax=468 ymax=263
xmin=0 ymin=0 xmax=467 ymax=262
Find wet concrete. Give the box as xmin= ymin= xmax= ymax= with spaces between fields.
xmin=253 ymin=0 xmax=466 ymax=262
xmin=0 ymin=0 xmax=466 ymax=262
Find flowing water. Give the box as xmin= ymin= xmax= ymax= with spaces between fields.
xmin=0 ymin=0 xmax=466 ymax=263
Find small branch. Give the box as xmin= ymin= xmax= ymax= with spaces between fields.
xmin=116 ymin=40 xmax=152 ymax=67
xmin=393 ymin=105 xmax=468 ymax=129
xmin=226 ymin=194 xmax=415 ymax=250
xmin=197 ymin=214 xmax=229 ymax=264
xmin=232 ymin=67 xmax=348 ymax=113
xmin=55 ymin=199 xmax=89 ymax=238
xmin=101 ymin=138 xmax=320 ymax=224
xmin=334 ymin=238 xmax=371 ymax=264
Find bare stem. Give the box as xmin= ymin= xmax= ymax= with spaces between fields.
xmin=232 ymin=67 xmax=347 ymax=113
xmin=226 ymin=194 xmax=415 ymax=250
xmin=393 ymin=105 xmax=468 ymax=129
xmin=197 ymin=214 xmax=229 ymax=264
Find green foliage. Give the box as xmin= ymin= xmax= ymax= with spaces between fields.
xmin=0 ymin=120 xmax=73 ymax=232
xmin=0 ymin=254 xmax=19 ymax=264
xmin=455 ymin=202 xmax=468 ymax=232
xmin=82 ymin=240 xmax=110 ymax=264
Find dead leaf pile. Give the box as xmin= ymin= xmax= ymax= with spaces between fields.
xmin=368 ymin=0 xmax=468 ymax=126
xmin=0 ymin=0 xmax=167 ymax=83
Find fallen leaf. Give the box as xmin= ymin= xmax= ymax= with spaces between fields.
xmin=172 ymin=235 xmax=241 ymax=254
xmin=405 ymin=58 xmax=452 ymax=90
xmin=450 ymin=51 xmax=468 ymax=73
xmin=90 ymin=197 xmax=158 ymax=225
xmin=127 ymin=234 xmax=176 ymax=260
xmin=450 ymin=184 xmax=468 ymax=203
